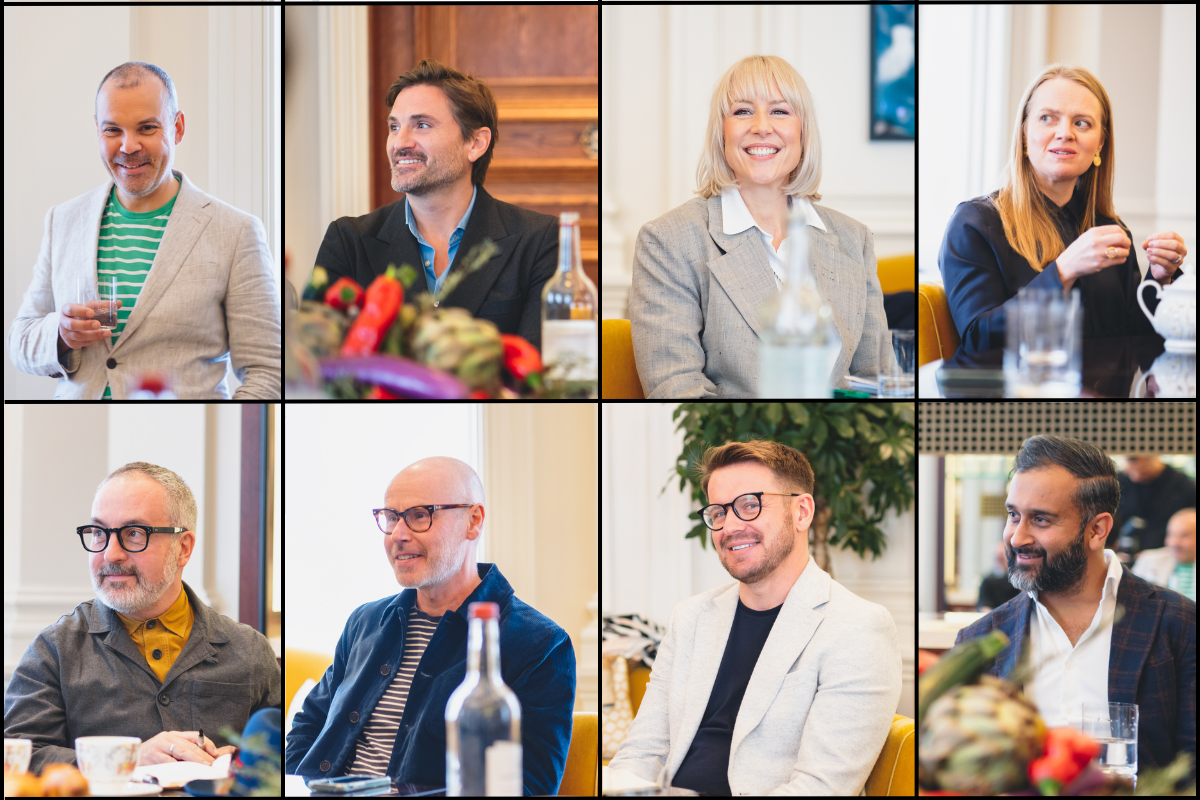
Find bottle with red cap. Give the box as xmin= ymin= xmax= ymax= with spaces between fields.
xmin=445 ymin=601 xmax=522 ymax=796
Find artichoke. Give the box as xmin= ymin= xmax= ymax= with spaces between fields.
xmin=409 ymin=307 xmax=503 ymax=392
xmin=918 ymin=675 xmax=1046 ymax=795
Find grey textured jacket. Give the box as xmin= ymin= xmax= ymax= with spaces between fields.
xmin=3 ymin=581 xmax=281 ymax=772
xmin=630 ymin=195 xmax=894 ymax=398
xmin=606 ymin=560 xmax=902 ymax=795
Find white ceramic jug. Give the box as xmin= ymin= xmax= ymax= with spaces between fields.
xmin=1137 ymin=269 xmax=1196 ymax=352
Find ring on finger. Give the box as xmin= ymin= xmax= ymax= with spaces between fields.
xmin=1106 ymin=246 xmax=1117 ymax=259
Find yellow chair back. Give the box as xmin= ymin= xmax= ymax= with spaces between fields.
xmin=918 ymin=281 xmax=961 ymax=366
xmin=876 ymin=254 xmax=916 ymax=294
xmin=284 ymin=648 xmax=334 ymax=715
xmin=601 ymin=319 xmax=645 ymax=399
xmin=559 ymin=711 xmax=599 ymax=796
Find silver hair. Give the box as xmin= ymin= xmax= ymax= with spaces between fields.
xmin=96 ymin=62 xmax=180 ymax=123
xmin=94 ymin=461 xmax=197 ymax=535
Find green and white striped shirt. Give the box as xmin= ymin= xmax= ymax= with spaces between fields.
xmin=97 ymin=182 xmax=180 ymax=399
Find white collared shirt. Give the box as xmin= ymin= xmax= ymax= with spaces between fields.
xmin=1025 ymin=549 xmax=1123 ymax=728
xmin=720 ymin=186 xmax=827 ymax=289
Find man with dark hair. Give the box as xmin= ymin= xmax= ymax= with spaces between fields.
xmin=955 ymin=434 xmax=1196 ymax=775
xmin=314 ymin=59 xmax=558 ymax=350
xmin=608 ymin=439 xmax=902 ymax=795
xmin=9 ymin=61 xmax=281 ymax=399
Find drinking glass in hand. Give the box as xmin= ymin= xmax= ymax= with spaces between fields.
xmin=96 ymin=275 xmax=118 ymax=330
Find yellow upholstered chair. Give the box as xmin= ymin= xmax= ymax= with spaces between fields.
xmin=559 ymin=711 xmax=599 ymax=796
xmin=918 ymin=281 xmax=961 ymax=366
xmin=875 ymin=254 xmax=916 ymax=295
xmin=284 ymin=649 xmax=334 ymax=714
xmin=865 ymin=714 xmax=915 ymax=796
xmin=611 ymin=665 xmax=913 ymax=796
xmin=602 ymin=319 xmax=645 ymax=399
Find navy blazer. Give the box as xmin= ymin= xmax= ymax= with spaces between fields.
xmin=285 ymin=563 xmax=577 ymax=795
xmin=938 ymin=186 xmax=1165 ymax=353
xmin=314 ymin=187 xmax=559 ymax=351
xmin=954 ymin=565 xmax=1196 ymax=774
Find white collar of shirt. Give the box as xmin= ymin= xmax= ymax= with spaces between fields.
xmin=720 ymin=186 xmax=826 ymax=288
xmin=1026 ymin=549 xmax=1124 ymax=728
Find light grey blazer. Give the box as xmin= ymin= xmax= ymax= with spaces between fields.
xmin=606 ymin=560 xmax=902 ymax=796
xmin=630 ymin=195 xmax=893 ymax=398
xmin=7 ymin=170 xmax=281 ymax=399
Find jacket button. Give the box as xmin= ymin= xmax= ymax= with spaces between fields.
xmin=107 ymin=358 xmax=118 ymax=369
xmin=349 ymin=711 xmax=360 ymax=723
xmin=320 ymin=760 xmax=331 ymax=772
xmin=380 ymin=664 xmax=391 ymax=675
xmin=159 ymin=694 xmax=170 ymax=706
xmin=152 ymin=649 xmax=162 ymax=660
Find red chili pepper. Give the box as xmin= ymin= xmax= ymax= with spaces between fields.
xmin=324 ymin=277 xmax=365 ymax=312
xmin=341 ymin=267 xmax=404 ymax=357
xmin=365 ymin=385 xmax=402 ymax=400
xmin=469 ymin=389 xmax=490 ymax=399
xmin=501 ymin=334 xmax=542 ymax=384
xmin=1029 ymin=748 xmax=1076 ymax=796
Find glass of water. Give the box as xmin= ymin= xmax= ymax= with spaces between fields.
xmin=1079 ymin=702 xmax=1138 ymax=785
xmin=96 ymin=274 xmax=119 ymax=330
xmin=878 ymin=329 xmax=914 ymax=397
xmin=1005 ymin=287 xmax=1083 ymax=397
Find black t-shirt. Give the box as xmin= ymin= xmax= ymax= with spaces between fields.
xmin=671 ymin=597 xmax=782 ymax=796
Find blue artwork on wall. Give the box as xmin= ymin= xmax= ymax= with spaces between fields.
xmin=871 ymin=4 xmax=915 ymax=140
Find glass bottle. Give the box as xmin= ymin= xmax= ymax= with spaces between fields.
xmin=445 ymin=602 xmax=522 ymax=796
xmin=540 ymin=211 xmax=598 ymax=396
xmin=757 ymin=199 xmax=841 ymax=397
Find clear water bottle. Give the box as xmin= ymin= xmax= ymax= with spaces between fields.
xmin=445 ymin=602 xmax=522 ymax=796
xmin=757 ymin=199 xmax=841 ymax=398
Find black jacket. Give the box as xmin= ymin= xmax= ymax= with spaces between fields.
xmin=315 ymin=186 xmax=559 ymax=350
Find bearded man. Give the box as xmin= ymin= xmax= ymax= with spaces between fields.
xmin=955 ymin=435 xmax=1196 ymax=775
xmin=3 ymin=462 xmax=281 ymax=771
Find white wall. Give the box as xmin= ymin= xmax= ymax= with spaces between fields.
xmin=603 ymin=402 xmax=916 ymax=719
xmin=603 ymin=4 xmax=916 ymax=318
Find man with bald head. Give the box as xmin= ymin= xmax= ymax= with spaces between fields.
xmin=8 ymin=60 xmax=281 ymax=399
xmin=286 ymin=457 xmax=577 ymax=795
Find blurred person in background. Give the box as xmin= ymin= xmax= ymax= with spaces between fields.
xmin=978 ymin=541 xmax=1021 ymax=612
xmin=1132 ymin=508 xmax=1196 ymax=602
xmin=1111 ymin=456 xmax=1197 ymax=556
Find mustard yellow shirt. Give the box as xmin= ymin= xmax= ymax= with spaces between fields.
xmin=115 ymin=585 xmax=195 ymax=684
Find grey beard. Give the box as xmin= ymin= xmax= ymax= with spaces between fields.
xmin=1006 ymin=522 xmax=1090 ymax=595
xmin=92 ymin=540 xmax=181 ymax=614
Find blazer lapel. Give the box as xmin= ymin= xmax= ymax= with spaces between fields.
xmin=993 ymin=593 xmax=1033 ymax=680
xmin=1107 ymin=567 xmax=1159 ymax=705
xmin=706 ymin=196 xmax=779 ymax=339
xmin=365 ymin=202 xmax=428 ymax=295
xmin=673 ymin=584 xmax=739 ymax=776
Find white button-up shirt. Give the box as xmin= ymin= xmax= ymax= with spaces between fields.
xmin=1026 ymin=549 xmax=1123 ymax=728
xmin=720 ymin=186 xmax=827 ymax=289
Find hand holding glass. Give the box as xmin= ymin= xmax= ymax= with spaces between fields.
xmin=60 ymin=277 xmax=121 ymax=350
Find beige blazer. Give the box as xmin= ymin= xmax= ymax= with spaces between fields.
xmin=607 ymin=560 xmax=903 ymax=795
xmin=8 ymin=170 xmax=280 ymax=399
xmin=630 ymin=195 xmax=893 ymax=398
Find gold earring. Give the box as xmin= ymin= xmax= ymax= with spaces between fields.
xmin=1093 ymin=152 xmax=1101 ymax=167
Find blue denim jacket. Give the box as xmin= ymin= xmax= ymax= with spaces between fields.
xmin=285 ymin=563 xmax=576 ymax=795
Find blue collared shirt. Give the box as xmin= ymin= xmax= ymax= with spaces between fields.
xmin=285 ymin=563 xmax=577 ymax=796
xmin=405 ymin=185 xmax=478 ymax=298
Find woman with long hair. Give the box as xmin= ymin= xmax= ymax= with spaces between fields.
xmin=939 ymin=64 xmax=1187 ymax=353
xmin=629 ymin=55 xmax=894 ymax=398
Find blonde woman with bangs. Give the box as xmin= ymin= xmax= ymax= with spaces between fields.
xmin=938 ymin=64 xmax=1188 ymax=353
xmin=629 ymin=55 xmax=894 ymax=398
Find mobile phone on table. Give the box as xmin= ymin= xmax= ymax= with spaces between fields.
xmin=305 ymin=774 xmax=392 ymax=793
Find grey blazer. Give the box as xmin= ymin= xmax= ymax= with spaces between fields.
xmin=606 ymin=560 xmax=902 ymax=795
xmin=630 ymin=195 xmax=893 ymax=398
xmin=7 ymin=170 xmax=281 ymax=399
xmin=3 ymin=581 xmax=281 ymax=772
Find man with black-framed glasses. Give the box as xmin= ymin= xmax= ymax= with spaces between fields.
xmin=608 ymin=439 xmax=903 ymax=796
xmin=3 ymin=461 xmax=281 ymax=774
xmin=286 ymin=456 xmax=577 ymax=796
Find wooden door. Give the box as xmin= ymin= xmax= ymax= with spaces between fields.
xmin=369 ymin=5 xmax=599 ymax=287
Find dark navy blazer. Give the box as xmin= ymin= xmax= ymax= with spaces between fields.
xmin=285 ymin=563 xmax=577 ymax=795
xmin=954 ymin=564 xmax=1196 ymax=774
xmin=937 ymin=185 xmax=1169 ymax=353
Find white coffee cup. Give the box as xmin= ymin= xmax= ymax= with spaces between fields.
xmin=74 ymin=736 xmax=141 ymax=794
xmin=4 ymin=738 xmax=32 ymax=775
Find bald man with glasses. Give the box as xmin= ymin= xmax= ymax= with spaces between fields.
xmin=286 ymin=456 xmax=577 ymax=796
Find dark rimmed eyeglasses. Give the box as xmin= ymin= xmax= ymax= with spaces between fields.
xmin=373 ymin=504 xmax=475 ymax=534
xmin=76 ymin=525 xmax=186 ymax=553
xmin=700 ymin=492 xmax=800 ymax=531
